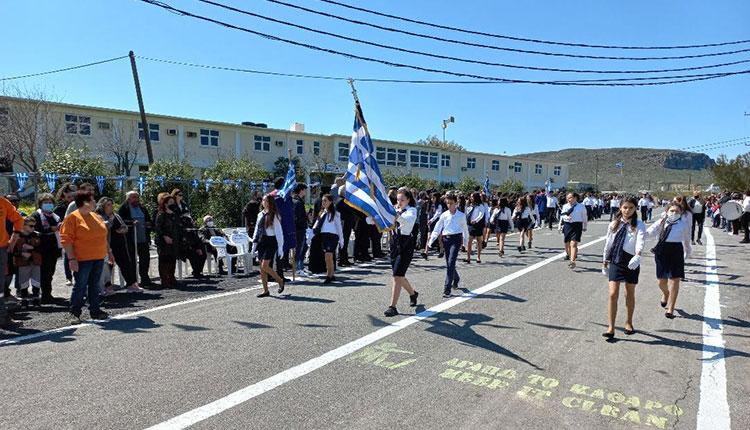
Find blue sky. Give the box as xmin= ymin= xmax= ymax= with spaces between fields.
xmin=2 ymin=0 xmax=749 ymax=159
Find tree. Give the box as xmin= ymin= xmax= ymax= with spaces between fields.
xmin=271 ymin=156 xmax=306 ymax=181
xmin=712 ymin=152 xmax=750 ymax=191
xmin=415 ymin=135 xmax=465 ymax=152
xmin=40 ymin=146 xmax=114 ymax=197
xmin=497 ymin=179 xmax=525 ymax=194
xmin=99 ymin=120 xmax=141 ymax=176
xmin=456 ymin=176 xmax=481 ymax=194
xmin=382 ymin=172 xmax=439 ymax=191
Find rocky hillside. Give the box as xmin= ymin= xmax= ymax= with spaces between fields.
xmin=516 ymin=148 xmax=714 ymax=192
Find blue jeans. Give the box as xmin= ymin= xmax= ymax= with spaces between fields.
xmin=442 ymin=234 xmax=462 ymax=293
xmin=70 ymin=259 xmax=104 ymax=316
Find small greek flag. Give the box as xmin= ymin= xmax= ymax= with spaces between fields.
xmin=277 ymin=159 xmax=297 ymax=199
xmin=44 ymin=173 xmax=58 ymax=193
xmin=15 ymin=172 xmax=29 ymax=193
xmin=69 ymin=173 xmax=81 ymax=183
xmin=250 ymin=181 xmax=257 ymax=192
xmin=235 ymin=179 xmax=242 ymax=189
xmin=155 ymin=175 xmax=165 ymax=187
xmin=615 ymin=162 xmax=624 ymax=169
xmin=191 ymin=179 xmax=200 ymax=189
xmin=137 ymin=176 xmax=146 ymax=194
xmin=115 ymin=176 xmax=125 ymax=191
xmin=483 ymin=175 xmax=490 ymax=195
xmin=262 ymin=181 xmax=268 ymax=193
xmin=205 ymin=179 xmax=214 ymax=192
xmin=95 ymin=175 xmax=106 ymax=194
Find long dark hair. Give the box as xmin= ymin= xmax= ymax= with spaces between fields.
xmin=611 ymin=195 xmax=639 ymax=233
xmin=321 ymin=194 xmax=336 ymax=222
xmin=499 ymin=197 xmax=510 ymax=210
xmin=398 ymin=187 xmax=416 ymax=207
xmin=263 ymin=194 xmax=278 ymax=228
xmin=515 ymin=195 xmax=528 ymax=211
xmin=525 ymin=193 xmax=536 ymax=209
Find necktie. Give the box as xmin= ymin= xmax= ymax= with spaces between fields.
xmin=606 ymin=223 xmax=628 ymax=264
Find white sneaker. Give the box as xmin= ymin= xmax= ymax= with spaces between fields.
xmin=65 ymin=279 xmax=73 ymax=286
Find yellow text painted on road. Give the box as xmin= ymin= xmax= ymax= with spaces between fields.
xmin=347 ymin=342 xmax=417 ymax=370
xmin=440 ymin=358 xmax=683 ymax=429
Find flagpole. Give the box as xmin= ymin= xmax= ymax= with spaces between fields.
xmin=347 ymin=78 xmax=359 ymax=104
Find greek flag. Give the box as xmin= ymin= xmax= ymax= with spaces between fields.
xmin=483 ymin=175 xmax=490 ymax=195
xmin=15 ymin=173 xmax=29 ymax=193
xmin=615 ymin=162 xmax=624 ymax=168
xmin=277 ymin=159 xmax=297 ymax=199
xmin=44 ymin=173 xmax=58 ymax=193
xmin=344 ymin=100 xmax=397 ymax=231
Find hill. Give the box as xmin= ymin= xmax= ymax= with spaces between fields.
xmin=516 ymin=148 xmax=714 ymax=193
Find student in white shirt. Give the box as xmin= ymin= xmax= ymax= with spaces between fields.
xmin=252 ymin=194 xmax=286 ymax=298
xmin=512 ymin=196 xmax=533 ymax=253
xmin=429 ymin=193 xmax=469 ymax=298
xmin=384 ymin=188 xmax=419 ymax=317
xmin=465 ymin=192 xmax=489 ymax=264
xmin=490 ymin=197 xmax=513 ymax=257
xmin=609 ymin=195 xmax=621 ymax=221
xmin=601 ymin=196 xmax=646 ymax=339
xmin=524 ymin=194 xmax=540 ymax=249
xmin=545 ymin=192 xmax=559 ymax=229
xmin=688 ymin=191 xmax=706 ymax=245
xmin=422 ymin=192 xmax=445 ymax=259
xmin=741 ymin=190 xmax=750 ymax=244
xmin=559 ymin=192 xmax=588 ymax=269
xmin=637 ymin=195 xmax=649 ymax=222
xmin=646 ymin=202 xmax=692 ymax=319
xmin=313 ymin=194 xmax=344 ymax=284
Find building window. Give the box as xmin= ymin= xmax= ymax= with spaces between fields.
xmin=410 ymin=150 xmax=420 ymax=167
xmin=514 ymin=162 xmax=522 ymax=173
xmin=200 ymin=129 xmax=220 ymax=146
xmin=428 ymin=152 xmax=438 ymax=169
xmin=491 ymin=160 xmax=500 ymax=171
xmin=254 ymin=135 xmax=270 ymax=151
xmin=65 ymin=114 xmax=91 ymax=135
xmin=296 ymin=139 xmax=304 ymax=155
xmin=338 ymin=142 xmax=349 ymax=161
xmin=313 ymin=141 xmax=320 ymax=156
xmin=397 ymin=149 xmax=407 ymax=167
xmin=385 ymin=148 xmax=397 ymax=166
xmin=0 ymin=107 xmax=8 ymax=127
xmin=553 ymin=165 xmax=562 ymax=176
xmin=467 ymin=157 xmax=476 ymax=169
xmin=535 ymin=164 xmax=543 ymax=175
xmin=376 ymin=146 xmax=386 ymax=163
xmin=138 ymin=122 xmax=160 ymax=141
xmin=441 ymin=154 xmax=450 ymax=167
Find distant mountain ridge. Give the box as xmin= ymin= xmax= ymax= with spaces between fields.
xmin=516 ymin=148 xmax=714 ymax=192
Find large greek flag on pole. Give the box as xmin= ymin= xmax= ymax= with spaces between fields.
xmin=344 ymin=101 xmax=397 ymax=232
xmin=277 ymin=159 xmax=296 ymax=199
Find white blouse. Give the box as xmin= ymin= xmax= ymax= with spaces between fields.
xmin=602 ymin=219 xmax=646 ymax=263
xmin=560 ymin=203 xmax=588 ymax=225
xmin=395 ymin=206 xmax=417 ymax=236
xmin=252 ymin=210 xmax=284 ymax=257
xmin=318 ymin=211 xmax=344 ymax=249
xmin=647 ymin=216 xmax=692 ymax=257
xmin=466 ymin=204 xmax=490 ymax=224
xmin=490 ymin=207 xmax=512 ymax=222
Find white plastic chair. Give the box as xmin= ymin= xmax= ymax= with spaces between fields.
xmin=228 ymin=232 xmax=252 ymax=275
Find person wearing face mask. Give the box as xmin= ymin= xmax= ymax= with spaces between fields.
xmin=601 ymin=196 xmax=646 ymax=339
xmin=384 ymin=188 xmax=419 ymax=317
xmin=32 ymin=193 xmax=64 ymax=304
xmin=559 ymin=192 xmax=588 ymax=269
xmin=154 ymin=194 xmax=183 ymax=289
xmin=199 ymin=215 xmax=237 ymax=275
xmin=60 ymin=190 xmax=111 ymax=321
xmin=647 ymin=202 xmax=692 ymax=319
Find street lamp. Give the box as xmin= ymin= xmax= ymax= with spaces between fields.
xmin=442 ymin=116 xmax=455 ymax=145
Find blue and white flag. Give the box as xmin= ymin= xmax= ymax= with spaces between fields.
xmin=155 ymin=175 xmax=165 ymax=187
xmin=483 ymin=175 xmax=490 ymax=195
xmin=95 ymin=175 xmax=106 ymax=194
xmin=615 ymin=162 xmax=624 ymax=169
xmin=277 ymin=159 xmax=297 ymax=199
xmin=115 ymin=176 xmax=125 ymax=191
xmin=235 ymin=179 xmax=242 ymax=189
xmin=191 ymin=179 xmax=199 ymax=190
xmin=69 ymin=173 xmax=81 ymax=183
xmin=261 ymin=181 xmax=268 ymax=193
xmin=15 ymin=173 xmax=29 ymax=193
xmin=250 ymin=181 xmax=257 ymax=192
xmin=343 ymin=99 xmax=397 ymax=231
xmin=137 ymin=176 xmax=146 ymax=194
xmin=205 ymin=179 xmax=214 ymax=192
xmin=222 ymin=178 xmax=232 ymax=187
xmin=44 ymin=173 xmax=58 ymax=193
xmin=173 ymin=176 xmax=182 ymax=183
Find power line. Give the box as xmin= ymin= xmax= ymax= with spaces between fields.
xmin=0 ymin=55 xmax=128 ymax=82
xmin=681 ymin=136 xmax=750 ymax=150
xmin=137 ymin=0 xmax=750 ymax=87
xmin=264 ymin=0 xmax=750 ymax=62
xmin=199 ymin=0 xmax=750 ymax=74
xmin=316 ymin=0 xmax=750 ymax=51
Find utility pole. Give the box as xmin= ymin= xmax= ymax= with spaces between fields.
xmin=129 ymin=50 xmax=154 ymax=165
xmin=688 ymin=173 xmax=692 ymax=192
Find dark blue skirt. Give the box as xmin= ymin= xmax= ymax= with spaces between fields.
xmin=257 ymin=236 xmax=278 ymax=261
xmin=655 ymin=242 xmax=684 ymax=279
xmin=390 ymin=235 xmax=414 ymax=277
xmin=321 ymin=232 xmax=339 ymax=253
xmin=563 ymin=222 xmax=583 ymax=243
xmin=608 ymin=251 xmax=640 ymax=284
xmin=495 ymin=219 xmax=510 ymax=234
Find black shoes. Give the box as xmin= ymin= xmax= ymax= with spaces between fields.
xmin=602 ymin=331 xmax=615 ymax=339
xmin=90 ymin=310 xmax=110 ymax=321
xmin=528 ymin=241 xmax=532 ymax=249
xmin=69 ymin=311 xmax=82 ymax=324
xmin=437 ymin=252 xmax=444 ymax=258
xmin=323 ymin=277 xmax=335 ymax=284
xmin=564 ymin=254 xmax=570 ymax=261
xmin=660 ymin=301 xmax=667 ymax=308
xmin=665 ymin=312 xmax=675 ymax=319
xmin=384 ymin=306 xmax=398 ymax=317
xmin=624 ymin=327 xmax=636 ymax=335
xmin=421 ymin=252 xmax=428 ymax=260
xmin=277 ymin=279 xmax=286 ymax=294
xmin=257 ymin=291 xmax=270 ymax=298
xmin=409 ymin=292 xmax=419 ymax=307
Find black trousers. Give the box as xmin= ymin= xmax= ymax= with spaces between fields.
xmin=126 ymin=240 xmax=153 ymax=283
xmin=188 ymin=245 xmax=207 ymax=276
xmin=546 ymin=210 xmax=556 ymax=229
xmin=742 ymin=212 xmax=750 ymax=241
xmin=354 ymin=220 xmax=371 ymax=260
xmin=339 ymin=218 xmax=354 ymax=263
xmin=39 ymin=254 xmax=59 ymax=299
xmin=369 ymin=225 xmax=383 ymax=257
xmin=111 ymin=243 xmax=137 ymax=285
xmin=158 ymin=253 xmax=177 ymax=287
xmin=640 ymin=207 xmax=648 ymax=222
xmin=691 ymin=214 xmax=705 ymax=241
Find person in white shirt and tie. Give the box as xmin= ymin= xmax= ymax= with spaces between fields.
xmin=545 ymin=191 xmax=559 ymax=229
xmin=559 ymin=192 xmax=588 ymax=269
xmin=429 ymin=193 xmax=469 ymax=298
xmin=384 ymin=188 xmax=420 ymax=317
xmin=313 ymin=194 xmax=344 ymax=284
xmin=637 ymin=194 xmax=649 ymax=222
xmin=465 ymin=192 xmax=489 ymax=264
xmin=252 ymin=195 xmax=286 ymax=298
xmin=601 ymin=196 xmax=646 ymax=339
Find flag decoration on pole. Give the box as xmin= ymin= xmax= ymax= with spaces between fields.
xmin=115 ymin=176 xmax=125 ymax=191
xmin=250 ymin=181 xmax=257 ymax=192
xmin=343 ymin=80 xmax=397 ymax=232
xmin=483 ymin=175 xmax=490 ymax=195
xmin=44 ymin=173 xmax=58 ymax=193
xmin=173 ymin=176 xmax=182 ymax=183
xmin=204 ymin=179 xmax=213 ymax=192
xmin=191 ymin=179 xmax=199 ymax=189
xmin=615 ymin=162 xmax=624 ymax=168
xmin=137 ymin=176 xmax=146 ymax=194
xmin=15 ymin=173 xmax=29 ymax=193
xmin=235 ymin=179 xmax=242 ymax=189
xmin=155 ymin=175 xmax=165 ymax=187
xmin=95 ymin=175 xmax=106 ymax=194
xmin=278 ymin=159 xmax=297 ymax=199
xmin=261 ymin=181 xmax=268 ymax=193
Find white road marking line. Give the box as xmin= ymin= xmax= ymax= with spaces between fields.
xmin=696 ymin=229 xmax=731 ymax=430
xmin=0 ymin=286 xmax=263 ymax=347
xmin=145 ymin=236 xmax=607 ymax=430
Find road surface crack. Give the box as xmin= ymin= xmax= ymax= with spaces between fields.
xmin=672 ymin=375 xmax=694 ymax=430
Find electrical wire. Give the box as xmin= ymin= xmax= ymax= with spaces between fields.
xmin=681 ymin=136 xmax=750 ymax=150
xmin=263 ymin=0 xmax=750 ymax=62
xmin=0 ymin=55 xmax=128 ymax=81
xmin=199 ymin=0 xmax=750 ymax=73
xmin=316 ymin=0 xmax=750 ymax=51
xmin=137 ymin=0 xmax=750 ymax=86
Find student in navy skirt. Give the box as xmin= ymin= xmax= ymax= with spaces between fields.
xmin=512 ymin=196 xmax=533 ymax=253
xmin=647 ymin=202 xmax=692 ymax=318
xmin=384 ymin=188 xmax=419 ymax=317
xmin=465 ymin=192 xmax=489 ymax=264
xmin=559 ymin=193 xmax=588 ymax=269
xmin=252 ymin=194 xmax=285 ymax=297
xmin=601 ymin=196 xmax=646 ymax=338
xmin=313 ymin=194 xmax=344 ymax=284
xmin=490 ymin=197 xmax=512 ymax=257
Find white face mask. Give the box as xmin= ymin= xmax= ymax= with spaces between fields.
xmin=667 ymin=213 xmax=681 ymax=222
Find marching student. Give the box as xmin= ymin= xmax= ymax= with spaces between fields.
xmin=465 ymin=192 xmax=489 ymax=264
xmin=545 ymin=191 xmax=559 ymax=229
xmin=559 ymin=192 xmax=588 ymax=269
xmin=313 ymin=194 xmax=344 ymax=284
xmin=512 ymin=195 xmax=532 ymax=253
xmin=583 ymin=193 xmax=595 ymax=221
xmin=384 ymin=188 xmax=419 ymax=317
xmin=428 ymin=193 xmax=469 ymax=298
xmin=638 ymin=194 xmax=649 ymax=222
xmin=252 ymin=194 xmax=286 ymax=298
xmin=609 ymin=194 xmax=621 ymax=221
xmin=490 ymin=197 xmax=513 ymax=257
xmin=524 ymin=194 xmax=541 ymax=249
xmin=423 ymin=192 xmax=445 ymax=259
xmin=688 ymin=192 xmax=706 ymax=245
xmin=601 ymin=196 xmax=646 ymax=338
xmin=647 ymin=202 xmax=692 ymax=318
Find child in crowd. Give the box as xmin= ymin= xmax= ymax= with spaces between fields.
xmin=13 ymin=216 xmax=43 ymax=308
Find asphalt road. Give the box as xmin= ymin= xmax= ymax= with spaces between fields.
xmin=0 ymin=217 xmax=747 ymax=430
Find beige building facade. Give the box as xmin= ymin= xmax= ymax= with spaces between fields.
xmin=0 ymin=97 xmax=570 ymax=190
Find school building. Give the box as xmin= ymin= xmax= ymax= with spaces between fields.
xmin=0 ymin=96 xmax=570 ymax=190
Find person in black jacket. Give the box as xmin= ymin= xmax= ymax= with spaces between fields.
xmin=32 ymin=193 xmax=64 ymax=303
xmin=242 ymin=192 xmax=262 ymax=237
xmin=154 ymin=194 xmax=182 ymax=288
xmin=292 ymin=184 xmax=309 ymax=274
xmin=178 ymin=213 xmax=206 ymax=278
xmin=118 ymin=191 xmax=154 ymax=287
xmin=96 ymin=197 xmax=141 ymax=293
xmin=335 ymin=186 xmax=354 ymax=267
